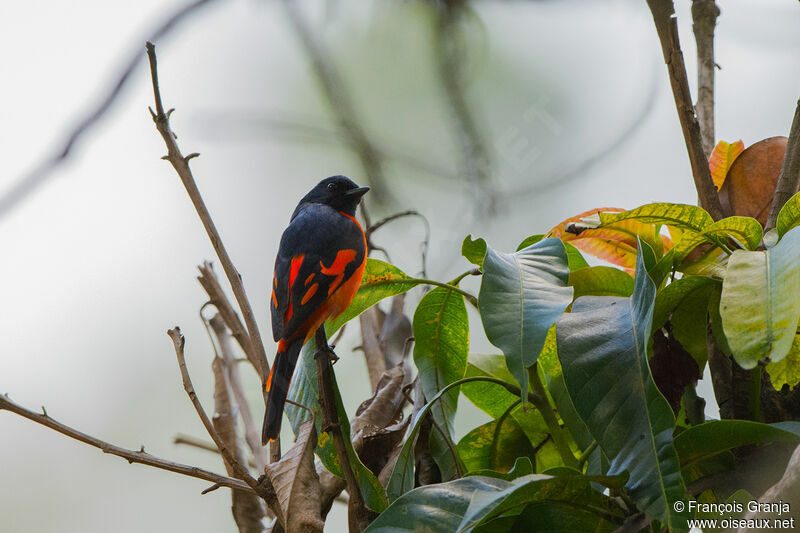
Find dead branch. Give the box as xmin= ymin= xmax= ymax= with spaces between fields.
xmin=167 ymin=327 xmax=283 ymax=526
xmin=281 ymin=0 xmax=388 ymax=204
xmin=0 ymin=393 xmax=253 ymax=494
xmin=691 ymin=0 xmax=720 ymax=158
xmin=146 ymin=42 xmax=270 ymax=387
xmin=0 ymin=0 xmax=220 ymax=219
xmin=646 ymin=0 xmax=726 ymax=220
xmin=765 ymin=100 xmax=800 ymax=232
xmin=210 ymin=314 xmax=268 ymax=472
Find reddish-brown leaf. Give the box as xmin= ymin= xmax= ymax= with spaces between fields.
xmin=719 ymin=137 xmax=788 ymax=226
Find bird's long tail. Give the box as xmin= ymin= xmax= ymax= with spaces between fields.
xmin=262 ymin=338 xmax=304 ymax=444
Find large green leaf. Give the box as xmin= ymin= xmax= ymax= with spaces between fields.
xmin=674 ymin=420 xmax=800 ymax=467
xmin=599 ymin=203 xmax=713 ymax=233
xmin=672 ymin=216 xmax=763 ymax=263
xmin=457 ymin=473 xmax=625 ymax=531
xmin=518 ymin=235 xmax=589 ymax=271
xmin=510 ymin=501 xmax=616 ymax=533
xmin=555 ymin=246 xmax=688 ymax=529
xmin=720 ymin=226 xmax=800 ymax=369
xmin=479 ymin=238 xmax=573 ymax=402
xmin=457 ymin=418 xmax=535 ymax=474
xmin=370 ymin=473 xmax=623 ymax=533
xmin=462 ymin=354 xmax=521 ymax=418
xmin=776 ymin=190 xmax=800 ymax=238
xmin=652 ymin=276 xmax=717 ymax=331
xmin=569 ymin=266 xmax=633 ymax=299
xmin=671 ymin=283 xmax=716 ymax=369
xmin=413 ymin=286 xmax=469 ymax=438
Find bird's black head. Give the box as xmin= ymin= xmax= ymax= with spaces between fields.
xmin=298 ymin=175 xmax=369 ymax=216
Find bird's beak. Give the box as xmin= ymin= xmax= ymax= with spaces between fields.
xmin=345 ymin=186 xmax=370 ymax=199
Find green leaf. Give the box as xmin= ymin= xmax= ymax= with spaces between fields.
xmin=366 ymin=476 xmax=509 ymax=533
xmin=509 ymin=501 xmax=616 ymax=533
xmin=674 ymin=420 xmax=800 ymax=467
xmin=672 ymin=216 xmax=763 ymax=263
xmin=462 ymin=355 xmax=521 ymax=418
xmin=466 ymin=457 xmax=535 ymax=481
xmin=413 ymin=286 xmax=469 ymax=439
xmin=599 ymin=203 xmax=713 ymax=233
xmin=776 ymin=190 xmax=800 ymax=238
xmin=327 ymin=258 xmax=418 ymax=333
xmin=555 ymin=245 xmax=688 ymax=529
xmin=652 ymin=276 xmax=717 ymax=331
xmin=766 ymin=334 xmax=800 ymax=390
xmin=720 ymin=227 xmax=800 ymax=369
xmin=671 ymin=283 xmax=716 ymax=369
xmin=463 ymin=235 xmax=488 ymax=268
xmin=569 ymin=266 xmax=633 ymax=299
xmin=479 ymin=238 xmax=573 ymax=403
xmin=518 ymin=236 xmax=588 ymax=272
xmin=457 ymin=473 xmax=625 ymax=531
xmin=457 ymin=419 xmax=535 ymax=474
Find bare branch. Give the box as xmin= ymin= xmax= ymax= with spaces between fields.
xmin=646 ymin=0 xmax=726 ymax=220
xmin=211 ymin=342 xmax=267 ymax=532
xmin=692 ymin=0 xmax=720 ymax=158
xmin=0 ymin=0 xmax=220 ymax=219
xmin=145 ymin=42 xmax=270 ymax=388
xmin=765 ymin=100 xmax=800 ymax=232
xmin=0 ymin=393 xmax=253 ymax=494
xmin=281 ymin=0 xmax=389 ymax=204
xmin=167 ymin=327 xmax=283 ymax=526
xmin=210 ymin=314 xmax=268 ymax=472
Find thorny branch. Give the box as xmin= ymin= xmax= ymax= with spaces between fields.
xmin=765 ymin=100 xmax=800 ymax=233
xmin=281 ymin=0 xmax=389 ymax=204
xmin=0 ymin=393 xmax=253 ymax=495
xmin=146 ymin=42 xmax=271 ymax=388
xmin=646 ymin=0 xmax=726 ymax=221
xmin=0 ymin=0 xmax=221 ymax=219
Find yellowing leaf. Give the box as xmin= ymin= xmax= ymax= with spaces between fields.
xmin=766 ymin=335 xmax=800 ymax=390
xmin=709 ymin=140 xmax=745 ymax=191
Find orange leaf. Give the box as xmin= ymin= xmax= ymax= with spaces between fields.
xmin=708 ymin=140 xmax=745 ymax=191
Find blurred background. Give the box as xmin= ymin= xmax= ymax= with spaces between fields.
xmin=0 ymin=0 xmax=797 ymax=531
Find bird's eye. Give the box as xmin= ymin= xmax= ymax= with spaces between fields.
xmin=327 ymin=182 xmax=336 ymax=191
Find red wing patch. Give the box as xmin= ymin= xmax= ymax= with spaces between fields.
xmin=305 ymin=273 xmax=315 ymax=285
xmin=320 ymin=249 xmax=357 ymax=295
xmin=301 ymin=283 xmax=319 ymax=305
xmin=271 ymin=289 xmax=277 ymax=308
xmin=289 ymin=255 xmax=304 ymax=287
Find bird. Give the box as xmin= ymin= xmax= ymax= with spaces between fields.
xmin=262 ymin=175 xmax=369 ymax=444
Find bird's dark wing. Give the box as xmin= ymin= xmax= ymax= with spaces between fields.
xmin=270 ymin=203 xmax=366 ymax=342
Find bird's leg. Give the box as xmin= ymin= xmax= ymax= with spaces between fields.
xmin=314 ymin=326 xmax=339 ymax=363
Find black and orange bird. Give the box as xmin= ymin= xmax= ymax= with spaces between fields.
xmin=262 ymin=175 xmax=369 ymax=444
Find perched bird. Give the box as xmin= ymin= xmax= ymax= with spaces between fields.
xmin=262 ymin=175 xmax=369 ymax=444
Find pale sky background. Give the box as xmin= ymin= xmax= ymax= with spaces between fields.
xmin=0 ymin=0 xmax=798 ymax=531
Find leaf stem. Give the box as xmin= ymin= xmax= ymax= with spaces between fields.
xmin=368 ymin=277 xmax=478 ymax=306
xmin=578 ymin=441 xmax=598 ymax=469
xmin=527 ymin=367 xmax=579 ymax=469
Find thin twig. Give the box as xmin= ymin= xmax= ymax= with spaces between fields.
xmin=0 ymin=0 xmax=220 ymax=219
xmin=167 ymin=328 xmax=283 ymax=526
xmin=146 ymin=42 xmax=270 ymax=387
xmin=281 ymin=0 xmax=388 ymax=204
xmin=433 ymin=3 xmax=492 ymax=206
xmin=0 ymin=393 xmax=253 ymax=494
xmin=210 ymin=314 xmax=268 ymax=472
xmin=765 ymin=100 xmax=800 ymax=233
xmin=691 ymin=0 xmax=720 ymax=158
xmin=197 ymin=262 xmax=256 ymax=371
xmin=313 ymin=328 xmax=371 ymax=532
xmin=645 ymin=0 xmax=726 ymax=221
